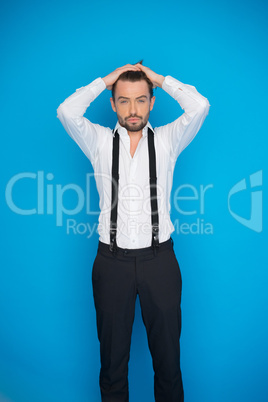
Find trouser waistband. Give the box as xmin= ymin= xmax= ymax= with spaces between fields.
xmin=97 ymin=237 xmax=174 ymax=258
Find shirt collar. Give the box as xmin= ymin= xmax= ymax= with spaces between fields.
xmin=113 ymin=120 xmax=154 ymax=138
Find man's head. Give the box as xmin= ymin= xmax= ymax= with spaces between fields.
xmin=110 ymin=61 xmax=155 ymax=133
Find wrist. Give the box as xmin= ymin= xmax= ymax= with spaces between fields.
xmin=102 ymin=76 xmax=113 ymax=91
xmin=155 ymin=75 xmax=165 ymax=88
xmin=102 ymin=76 xmax=108 ymax=88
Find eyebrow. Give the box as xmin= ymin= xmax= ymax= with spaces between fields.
xmin=117 ymin=95 xmax=148 ymax=100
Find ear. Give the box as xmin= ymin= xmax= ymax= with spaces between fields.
xmin=110 ymin=97 xmax=116 ymax=113
xmin=149 ymin=96 xmax=156 ymax=111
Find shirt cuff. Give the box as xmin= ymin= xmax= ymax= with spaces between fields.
xmin=162 ymin=75 xmax=184 ymax=98
xmin=84 ymin=77 xmax=106 ymax=98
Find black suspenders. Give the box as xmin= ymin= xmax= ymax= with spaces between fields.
xmin=147 ymin=127 xmax=160 ymax=250
xmin=109 ymin=129 xmax=120 ymax=253
xmin=109 ymin=127 xmax=160 ymax=254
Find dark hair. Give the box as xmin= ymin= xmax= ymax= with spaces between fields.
xmin=112 ymin=60 xmax=154 ymax=101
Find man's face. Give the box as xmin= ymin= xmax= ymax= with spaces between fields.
xmin=110 ymin=79 xmax=155 ymax=133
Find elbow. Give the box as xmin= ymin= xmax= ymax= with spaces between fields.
xmin=198 ymin=97 xmax=211 ymax=117
xmin=56 ymin=106 xmax=60 ymax=120
xmin=56 ymin=103 xmax=69 ymax=121
xmin=56 ymin=103 xmax=63 ymax=120
xmin=204 ymin=98 xmax=211 ymax=116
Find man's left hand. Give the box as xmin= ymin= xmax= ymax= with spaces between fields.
xmin=136 ymin=64 xmax=165 ymax=89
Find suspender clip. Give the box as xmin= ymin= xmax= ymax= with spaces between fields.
xmin=152 ymin=234 xmax=160 ymax=247
xmin=109 ymin=237 xmax=118 ymax=255
xmin=152 ymin=236 xmax=160 ymax=256
xmin=109 ymin=225 xmax=118 ymax=254
xmin=152 ymin=223 xmax=160 ymax=256
xmin=152 ymin=223 xmax=159 ymax=239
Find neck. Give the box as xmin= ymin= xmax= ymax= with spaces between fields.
xmin=127 ymin=130 xmax=143 ymax=141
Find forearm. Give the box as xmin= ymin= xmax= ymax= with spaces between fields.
xmin=155 ymin=74 xmax=165 ymax=88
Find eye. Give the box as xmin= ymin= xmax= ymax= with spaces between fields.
xmin=120 ymin=100 xmax=127 ymax=104
xmin=138 ymin=100 xmax=145 ymax=103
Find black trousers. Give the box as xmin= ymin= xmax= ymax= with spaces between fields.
xmin=92 ymin=237 xmax=184 ymax=402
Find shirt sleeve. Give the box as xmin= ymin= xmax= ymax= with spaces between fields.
xmin=158 ymin=75 xmax=211 ymax=162
xmin=56 ymin=77 xmax=108 ymax=165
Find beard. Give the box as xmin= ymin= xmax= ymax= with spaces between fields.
xmin=117 ymin=111 xmax=150 ymax=132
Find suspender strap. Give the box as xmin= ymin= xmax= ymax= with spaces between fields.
xmin=147 ymin=127 xmax=160 ymax=249
xmin=109 ymin=129 xmax=119 ymax=253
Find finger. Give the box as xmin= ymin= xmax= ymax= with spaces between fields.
xmin=116 ymin=67 xmax=141 ymax=75
xmin=118 ymin=64 xmax=141 ymax=71
xmin=137 ymin=64 xmax=149 ymax=71
xmin=121 ymin=66 xmax=141 ymax=71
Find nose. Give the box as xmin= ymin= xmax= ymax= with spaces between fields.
xmin=129 ymin=100 xmax=137 ymax=116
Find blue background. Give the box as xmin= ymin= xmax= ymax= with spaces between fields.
xmin=1 ymin=0 xmax=267 ymax=401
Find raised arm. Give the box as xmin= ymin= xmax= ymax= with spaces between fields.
xmin=56 ymin=64 xmax=142 ymax=164
xmin=56 ymin=77 xmax=108 ymax=165
xmin=137 ymin=63 xmax=211 ymax=161
xmin=162 ymin=75 xmax=210 ymax=160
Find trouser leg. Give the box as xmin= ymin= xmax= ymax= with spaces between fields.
xmin=92 ymin=250 xmax=136 ymax=402
xmin=138 ymin=246 xmax=184 ymax=402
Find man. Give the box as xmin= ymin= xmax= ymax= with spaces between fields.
xmin=57 ymin=62 xmax=210 ymax=402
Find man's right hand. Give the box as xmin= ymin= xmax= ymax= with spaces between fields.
xmin=102 ymin=64 xmax=142 ymax=90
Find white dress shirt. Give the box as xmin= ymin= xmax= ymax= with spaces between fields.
xmin=57 ymin=75 xmax=210 ymax=249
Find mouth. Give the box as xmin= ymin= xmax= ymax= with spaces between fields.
xmin=128 ymin=118 xmax=140 ymax=122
